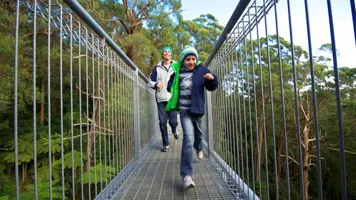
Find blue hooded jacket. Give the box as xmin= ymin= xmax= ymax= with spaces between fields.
xmin=166 ymin=61 xmax=219 ymax=114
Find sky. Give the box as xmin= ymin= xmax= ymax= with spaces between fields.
xmin=180 ymin=0 xmax=356 ymax=68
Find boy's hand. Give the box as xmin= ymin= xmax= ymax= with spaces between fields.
xmin=156 ymin=82 xmax=164 ymax=88
xmin=203 ymin=73 xmax=214 ymax=80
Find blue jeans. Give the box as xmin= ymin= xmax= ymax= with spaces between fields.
xmin=157 ymin=102 xmax=178 ymax=146
xmin=180 ymin=110 xmax=204 ymax=177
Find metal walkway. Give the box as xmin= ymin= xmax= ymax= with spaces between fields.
xmin=10 ymin=0 xmax=354 ymax=199
xmin=113 ymin=135 xmax=238 ymax=200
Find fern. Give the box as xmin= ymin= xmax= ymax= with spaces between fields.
xmin=3 ymin=134 xmax=34 ymax=164
xmin=21 ymin=180 xmax=63 ymax=200
xmin=82 ymin=163 xmax=116 ymax=184
xmin=52 ymin=151 xmax=85 ymax=169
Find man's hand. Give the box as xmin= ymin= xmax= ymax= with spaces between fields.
xmin=156 ymin=82 xmax=164 ymax=88
xmin=203 ymin=73 xmax=214 ymax=80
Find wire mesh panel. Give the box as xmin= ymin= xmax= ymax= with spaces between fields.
xmin=206 ymin=0 xmax=356 ymax=199
xmin=139 ymin=79 xmax=159 ymax=150
xmin=9 ymin=0 xmax=156 ymax=199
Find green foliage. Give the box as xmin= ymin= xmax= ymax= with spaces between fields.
xmin=21 ymin=180 xmax=63 ymax=200
xmin=82 ymin=164 xmax=116 ymax=184
xmin=36 ymin=165 xmax=60 ymax=182
xmin=0 ymin=163 xmax=5 ymax=174
xmin=37 ymin=133 xmax=70 ymax=155
xmin=121 ymin=31 xmax=161 ymax=75
xmin=0 ymin=175 xmax=15 ymax=199
xmin=0 ymin=195 xmax=9 ymax=200
xmin=3 ymin=134 xmax=34 ymax=164
xmin=52 ymin=151 xmax=84 ymax=170
xmin=183 ymin=14 xmax=224 ymax=62
xmin=216 ymin=34 xmax=356 ymax=199
xmin=77 ymin=0 xmax=221 ymax=73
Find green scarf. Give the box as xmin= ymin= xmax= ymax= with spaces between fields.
xmin=165 ymin=61 xmax=202 ymax=111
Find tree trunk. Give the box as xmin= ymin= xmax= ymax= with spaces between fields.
xmin=277 ymin=124 xmax=285 ymax=187
xmin=85 ymin=79 xmax=104 ymax=171
xmin=254 ymin=92 xmax=268 ymax=181
xmin=254 ymin=112 xmax=264 ymax=180
xmin=126 ymin=44 xmax=134 ymax=60
xmin=85 ymin=100 xmax=99 ymax=171
xmin=299 ymin=91 xmax=312 ymax=200
xmin=22 ymin=163 xmax=27 ymax=182
xmin=302 ymin=123 xmax=310 ymax=200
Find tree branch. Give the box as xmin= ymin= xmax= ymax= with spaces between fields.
xmin=298 ymin=89 xmax=309 ymax=121
xmin=308 ymin=138 xmax=316 ymax=143
xmin=280 ymin=154 xmax=300 ymax=165
xmin=327 ymin=148 xmax=356 ymax=155
xmin=307 ymin=162 xmax=317 ymax=168
xmin=299 ymin=102 xmax=308 ymax=121
xmin=118 ymin=18 xmax=130 ymax=34
xmin=84 ymin=0 xmax=117 ymax=23
xmin=136 ymin=0 xmax=165 ymax=18
xmin=72 ymin=123 xmax=114 ymax=135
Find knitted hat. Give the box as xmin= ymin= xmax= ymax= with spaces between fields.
xmin=161 ymin=46 xmax=172 ymax=55
xmin=180 ymin=46 xmax=198 ymax=62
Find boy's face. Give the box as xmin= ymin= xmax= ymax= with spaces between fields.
xmin=183 ymin=55 xmax=196 ymax=71
xmin=162 ymin=50 xmax=171 ymax=60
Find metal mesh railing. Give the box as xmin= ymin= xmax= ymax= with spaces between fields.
xmin=206 ymin=0 xmax=356 ymax=199
xmin=11 ymin=0 xmax=158 ymax=199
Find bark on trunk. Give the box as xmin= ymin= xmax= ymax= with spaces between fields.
xmin=299 ymin=90 xmax=312 ymax=200
xmin=85 ymin=99 xmax=99 ymax=171
xmin=254 ymin=113 xmax=264 ymax=180
xmin=254 ymin=93 xmax=268 ymax=180
xmin=277 ymin=124 xmax=285 ymax=187
xmin=126 ymin=44 xmax=134 ymax=60
xmin=302 ymin=123 xmax=310 ymax=200
xmin=85 ymin=79 xmax=104 ymax=171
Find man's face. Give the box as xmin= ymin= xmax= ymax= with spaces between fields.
xmin=183 ymin=55 xmax=196 ymax=71
xmin=162 ymin=50 xmax=171 ymax=60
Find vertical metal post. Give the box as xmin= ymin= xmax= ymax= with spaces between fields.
xmin=133 ymin=69 xmax=141 ymax=161
xmin=14 ymin=1 xmax=20 ymax=199
xmin=32 ymin=1 xmax=38 ymax=199
xmin=69 ymin=14 xmax=75 ymax=200
xmin=351 ymin=0 xmax=356 ymax=45
xmin=327 ymin=1 xmax=347 ymax=199
xmin=47 ymin=1 xmax=53 ymax=198
xmin=59 ymin=4 xmax=65 ymax=199
xmin=206 ymin=91 xmax=214 ymax=158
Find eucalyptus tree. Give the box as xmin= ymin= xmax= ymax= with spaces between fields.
xmin=79 ymin=0 xmax=183 ymax=74
xmin=182 ymin=14 xmax=224 ymax=62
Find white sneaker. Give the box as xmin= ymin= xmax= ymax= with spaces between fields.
xmin=197 ymin=151 xmax=203 ymax=160
xmin=183 ymin=176 xmax=195 ymax=189
xmin=160 ymin=146 xmax=169 ymax=152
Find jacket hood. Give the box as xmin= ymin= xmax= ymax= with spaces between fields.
xmin=171 ymin=60 xmax=202 ymax=71
xmin=156 ymin=60 xmax=175 ymax=67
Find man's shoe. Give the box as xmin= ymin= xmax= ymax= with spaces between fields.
xmin=183 ymin=176 xmax=195 ymax=189
xmin=173 ymin=131 xmax=179 ymax=139
xmin=161 ymin=146 xmax=169 ymax=152
xmin=196 ymin=151 xmax=203 ymax=160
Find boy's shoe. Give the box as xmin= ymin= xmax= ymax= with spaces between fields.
xmin=173 ymin=131 xmax=179 ymax=139
xmin=183 ymin=176 xmax=195 ymax=189
xmin=161 ymin=146 xmax=169 ymax=152
xmin=196 ymin=151 xmax=203 ymax=160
